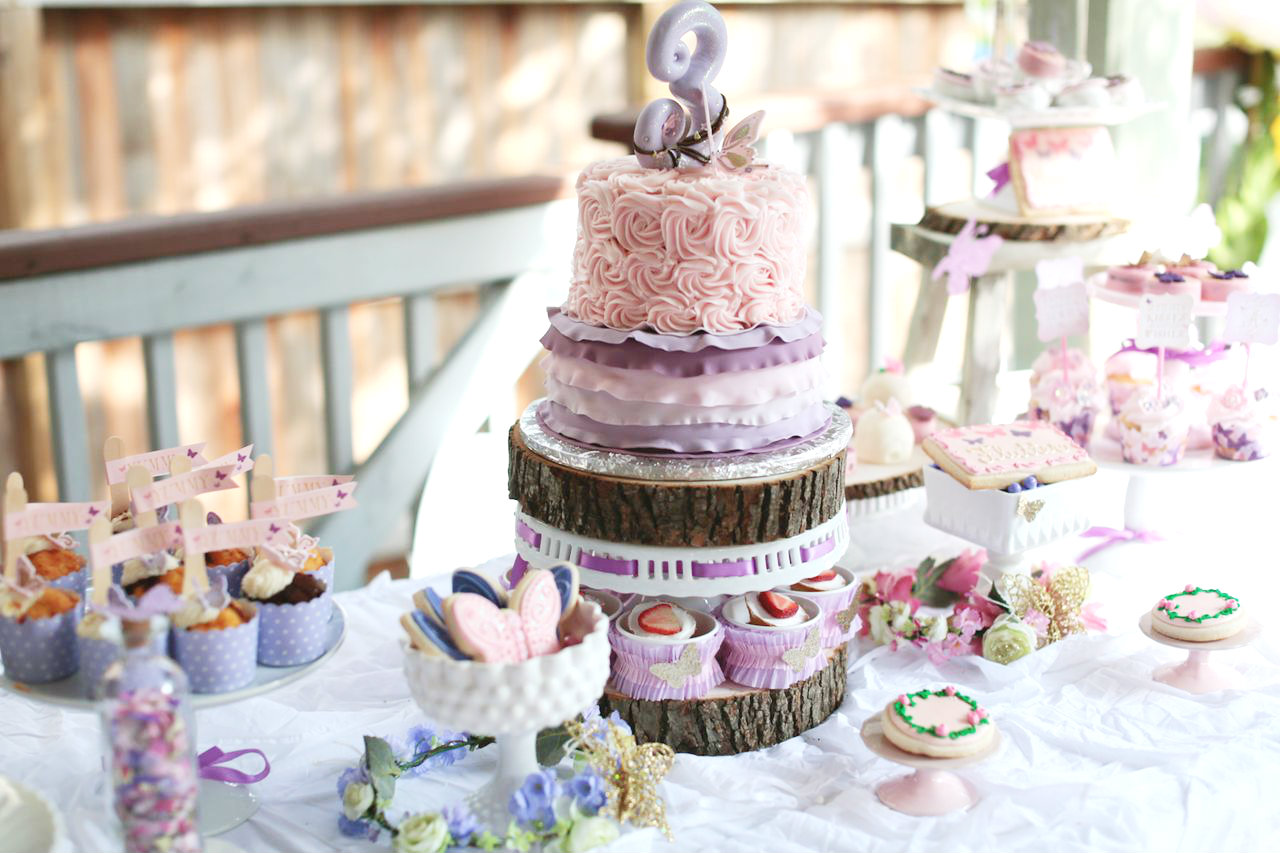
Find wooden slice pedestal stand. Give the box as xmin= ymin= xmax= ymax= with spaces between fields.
xmin=600 ymin=645 xmax=847 ymax=756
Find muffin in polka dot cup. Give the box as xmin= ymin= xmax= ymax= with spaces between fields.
xmin=241 ymin=548 xmax=331 ymax=667
xmin=169 ymin=576 xmax=259 ymax=693
xmin=0 ymin=561 xmax=81 ymax=684
xmin=21 ymin=533 xmax=89 ymax=599
xmin=280 ymin=523 xmax=334 ymax=592
xmin=203 ymin=514 xmax=253 ymax=598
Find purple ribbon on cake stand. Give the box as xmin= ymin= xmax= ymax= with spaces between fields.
xmin=198 ymin=746 xmax=271 ymax=784
xmin=1076 ymin=526 xmax=1164 ymax=562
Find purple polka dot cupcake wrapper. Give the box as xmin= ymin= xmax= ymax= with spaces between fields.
xmin=77 ymin=633 xmax=121 ymax=695
xmin=308 ymin=560 xmax=335 ymax=592
xmin=48 ymin=565 xmax=90 ymax=598
xmin=608 ymin=620 xmax=724 ymax=701
xmin=0 ymin=610 xmax=80 ymax=684
xmin=172 ymin=608 xmax=258 ymax=693
xmin=207 ymin=558 xmax=251 ymax=599
xmin=719 ymin=617 xmax=825 ymax=690
xmin=255 ymin=594 xmax=332 ymax=667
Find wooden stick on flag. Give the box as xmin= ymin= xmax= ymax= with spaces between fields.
xmin=127 ymin=467 xmax=160 ymax=529
xmin=104 ymin=436 xmax=130 ymax=518
xmin=3 ymin=473 xmax=27 ymax=584
xmin=180 ymin=500 xmax=210 ymax=597
xmin=88 ymin=516 xmax=112 ymax=607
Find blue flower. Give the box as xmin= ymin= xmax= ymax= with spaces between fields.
xmin=338 ymin=815 xmax=379 ymax=841
xmin=336 ymin=765 xmax=368 ymax=797
xmin=606 ymin=711 xmax=631 ymax=736
xmin=441 ymin=803 xmax=480 ymax=845
xmin=567 ymin=770 xmax=607 ymax=815
xmin=508 ymin=769 xmax=559 ymax=828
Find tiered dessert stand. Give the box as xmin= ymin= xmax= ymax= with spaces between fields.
xmin=0 ymin=603 xmax=347 ymax=835
xmin=894 ymin=96 xmax=1155 ymax=425
xmin=859 ymin=716 xmax=1001 ymax=816
xmin=510 ymin=402 xmax=852 ymax=755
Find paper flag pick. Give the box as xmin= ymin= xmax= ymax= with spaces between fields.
xmin=3 ymin=500 xmax=111 ymax=539
xmin=131 ymin=464 xmax=239 ymax=512
xmin=1033 ymin=281 xmax=1090 ymax=342
xmin=274 ymin=474 xmax=354 ymax=496
xmin=250 ymin=482 xmax=358 ymax=522
xmin=1137 ymin=293 xmax=1195 ymax=351
xmin=105 ymin=442 xmax=208 ymax=484
xmin=932 ymin=218 xmax=1004 ymax=296
xmin=1223 ymin=292 xmax=1280 ymax=345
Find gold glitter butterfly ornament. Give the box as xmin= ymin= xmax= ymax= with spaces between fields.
xmin=997 ymin=565 xmax=1090 ymax=645
xmin=566 ymin=717 xmax=675 ymax=840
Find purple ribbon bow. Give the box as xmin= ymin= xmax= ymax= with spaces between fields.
xmin=1115 ymin=339 xmax=1230 ymax=368
xmin=198 ymin=746 xmax=271 ymax=784
xmin=986 ymin=162 xmax=1011 ymax=197
xmin=1077 ymin=526 xmax=1163 ymax=562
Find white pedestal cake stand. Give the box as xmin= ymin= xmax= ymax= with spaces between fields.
xmin=859 ymin=717 xmax=1001 ymax=816
xmin=1137 ymin=611 xmax=1262 ymax=694
xmin=0 ymin=602 xmax=347 ymax=835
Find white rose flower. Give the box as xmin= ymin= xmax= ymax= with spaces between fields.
xmin=394 ymin=813 xmax=450 ymax=853
xmin=889 ymin=600 xmax=912 ymax=632
xmin=868 ymin=605 xmax=890 ymax=644
xmin=564 ymin=816 xmax=620 ymax=853
xmin=341 ymin=782 xmax=374 ymax=821
xmin=924 ymin=615 xmax=948 ymax=643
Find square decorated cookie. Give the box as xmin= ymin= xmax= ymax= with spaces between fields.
xmin=922 ymin=421 xmax=1097 ymax=490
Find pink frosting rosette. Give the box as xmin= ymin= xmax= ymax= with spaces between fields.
xmin=784 ymin=567 xmax=860 ymax=648
xmin=718 ymin=598 xmax=825 ymax=690
xmin=608 ymin=609 xmax=723 ymax=701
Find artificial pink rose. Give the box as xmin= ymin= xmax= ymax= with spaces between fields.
xmin=1023 ymin=610 xmax=1050 ymax=638
xmin=872 ymin=568 xmax=917 ymax=604
xmin=938 ymin=549 xmax=988 ymax=596
xmin=610 ymin=192 xmax=665 ymax=256
xmin=951 ymin=604 xmax=989 ymax=638
xmin=1081 ymin=601 xmax=1107 ymax=632
xmin=962 ymin=594 xmax=1005 ymax=627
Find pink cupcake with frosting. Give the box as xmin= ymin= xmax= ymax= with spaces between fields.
xmin=1104 ymin=347 xmax=1154 ymax=418
xmin=719 ymin=591 xmax=823 ymax=689
xmin=1209 ymin=386 xmax=1274 ymax=461
xmin=1030 ymin=372 xmax=1102 ymax=447
xmin=608 ymin=599 xmax=723 ymax=701
xmin=1118 ymin=392 xmax=1191 ymax=466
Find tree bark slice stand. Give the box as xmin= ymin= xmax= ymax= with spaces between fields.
xmin=919 ymin=202 xmax=1130 ymax=243
xmin=599 ymin=645 xmax=848 ymax=756
xmin=509 ymin=425 xmax=845 ymax=548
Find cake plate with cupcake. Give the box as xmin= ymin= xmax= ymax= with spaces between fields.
xmin=1136 ymin=584 xmax=1262 ymax=694
xmin=859 ymin=687 xmax=1000 ymax=816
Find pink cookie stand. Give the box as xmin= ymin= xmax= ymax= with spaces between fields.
xmin=859 ymin=717 xmax=1000 ymax=816
xmin=1137 ymin=612 xmax=1262 ymax=694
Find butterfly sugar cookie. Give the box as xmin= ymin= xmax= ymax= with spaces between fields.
xmin=443 ymin=568 xmax=563 ymax=663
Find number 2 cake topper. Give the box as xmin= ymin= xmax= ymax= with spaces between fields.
xmin=634 ymin=1 xmax=760 ymax=170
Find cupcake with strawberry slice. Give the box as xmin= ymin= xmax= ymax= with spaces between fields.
xmin=787 ymin=567 xmax=859 ymax=648
xmin=609 ymin=599 xmax=722 ymax=700
xmin=719 ymin=591 xmax=823 ymax=689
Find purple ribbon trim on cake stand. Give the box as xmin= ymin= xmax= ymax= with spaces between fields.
xmin=799 ymin=535 xmax=836 ymax=563
xmin=1115 ymin=339 xmax=1229 ymax=367
xmin=515 ymin=519 xmax=542 ymax=549
xmin=578 ymin=553 xmax=637 ymax=576
xmin=198 ymin=746 xmax=271 ymax=784
xmin=690 ymin=558 xmax=753 ymax=578
xmin=1077 ymin=526 xmax=1163 ymax=561
xmin=986 ymin=162 xmax=1011 ymax=197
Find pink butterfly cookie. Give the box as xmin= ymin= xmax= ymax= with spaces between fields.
xmin=443 ymin=569 xmax=563 ymax=663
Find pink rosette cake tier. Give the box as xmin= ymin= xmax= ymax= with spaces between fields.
xmin=567 ymin=157 xmax=809 ymax=335
xmin=608 ymin=601 xmax=723 ymax=701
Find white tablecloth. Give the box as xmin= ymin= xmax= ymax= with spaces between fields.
xmin=4 ymin=462 xmax=1280 ymax=852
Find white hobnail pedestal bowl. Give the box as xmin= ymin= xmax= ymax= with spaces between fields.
xmin=402 ymin=602 xmax=611 ymax=827
xmin=922 ymin=466 xmax=1095 ymax=586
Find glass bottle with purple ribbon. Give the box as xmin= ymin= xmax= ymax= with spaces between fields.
xmin=99 ymin=616 xmax=202 ymax=853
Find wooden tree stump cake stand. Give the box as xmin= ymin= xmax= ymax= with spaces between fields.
xmin=508 ymin=402 xmax=854 ymax=753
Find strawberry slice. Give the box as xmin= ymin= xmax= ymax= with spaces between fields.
xmin=759 ymin=591 xmax=799 ymax=619
xmin=804 ymin=569 xmax=837 ymax=584
xmin=637 ymin=603 xmax=684 ymax=635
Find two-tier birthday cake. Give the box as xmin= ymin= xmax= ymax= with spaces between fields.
xmin=506 ymin=0 xmax=850 ymax=754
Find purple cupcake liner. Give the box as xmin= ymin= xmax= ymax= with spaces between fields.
xmin=1054 ymin=411 xmax=1096 ymax=448
xmin=47 ymin=564 xmax=90 ymax=599
xmin=255 ymin=594 xmax=332 ymax=667
xmin=0 ymin=609 xmax=80 ymax=684
xmin=608 ymin=619 xmax=724 ymax=701
xmin=306 ymin=559 xmax=335 ymax=593
xmin=1213 ymin=423 xmax=1272 ymax=461
xmin=171 ymin=606 xmax=258 ymax=693
xmin=207 ymin=558 xmax=251 ymax=599
xmin=789 ymin=582 xmax=860 ymax=649
xmin=719 ymin=613 xmax=825 ymax=690
xmin=77 ymin=633 xmax=121 ymax=695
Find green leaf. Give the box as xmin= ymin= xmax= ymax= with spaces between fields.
xmin=536 ymin=725 xmax=571 ymax=766
xmin=364 ymin=735 xmax=401 ymax=803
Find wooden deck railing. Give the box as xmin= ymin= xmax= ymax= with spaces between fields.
xmin=0 ymin=176 xmax=575 ymax=589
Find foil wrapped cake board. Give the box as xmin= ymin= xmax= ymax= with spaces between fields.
xmin=599 ymin=645 xmax=847 ymax=756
